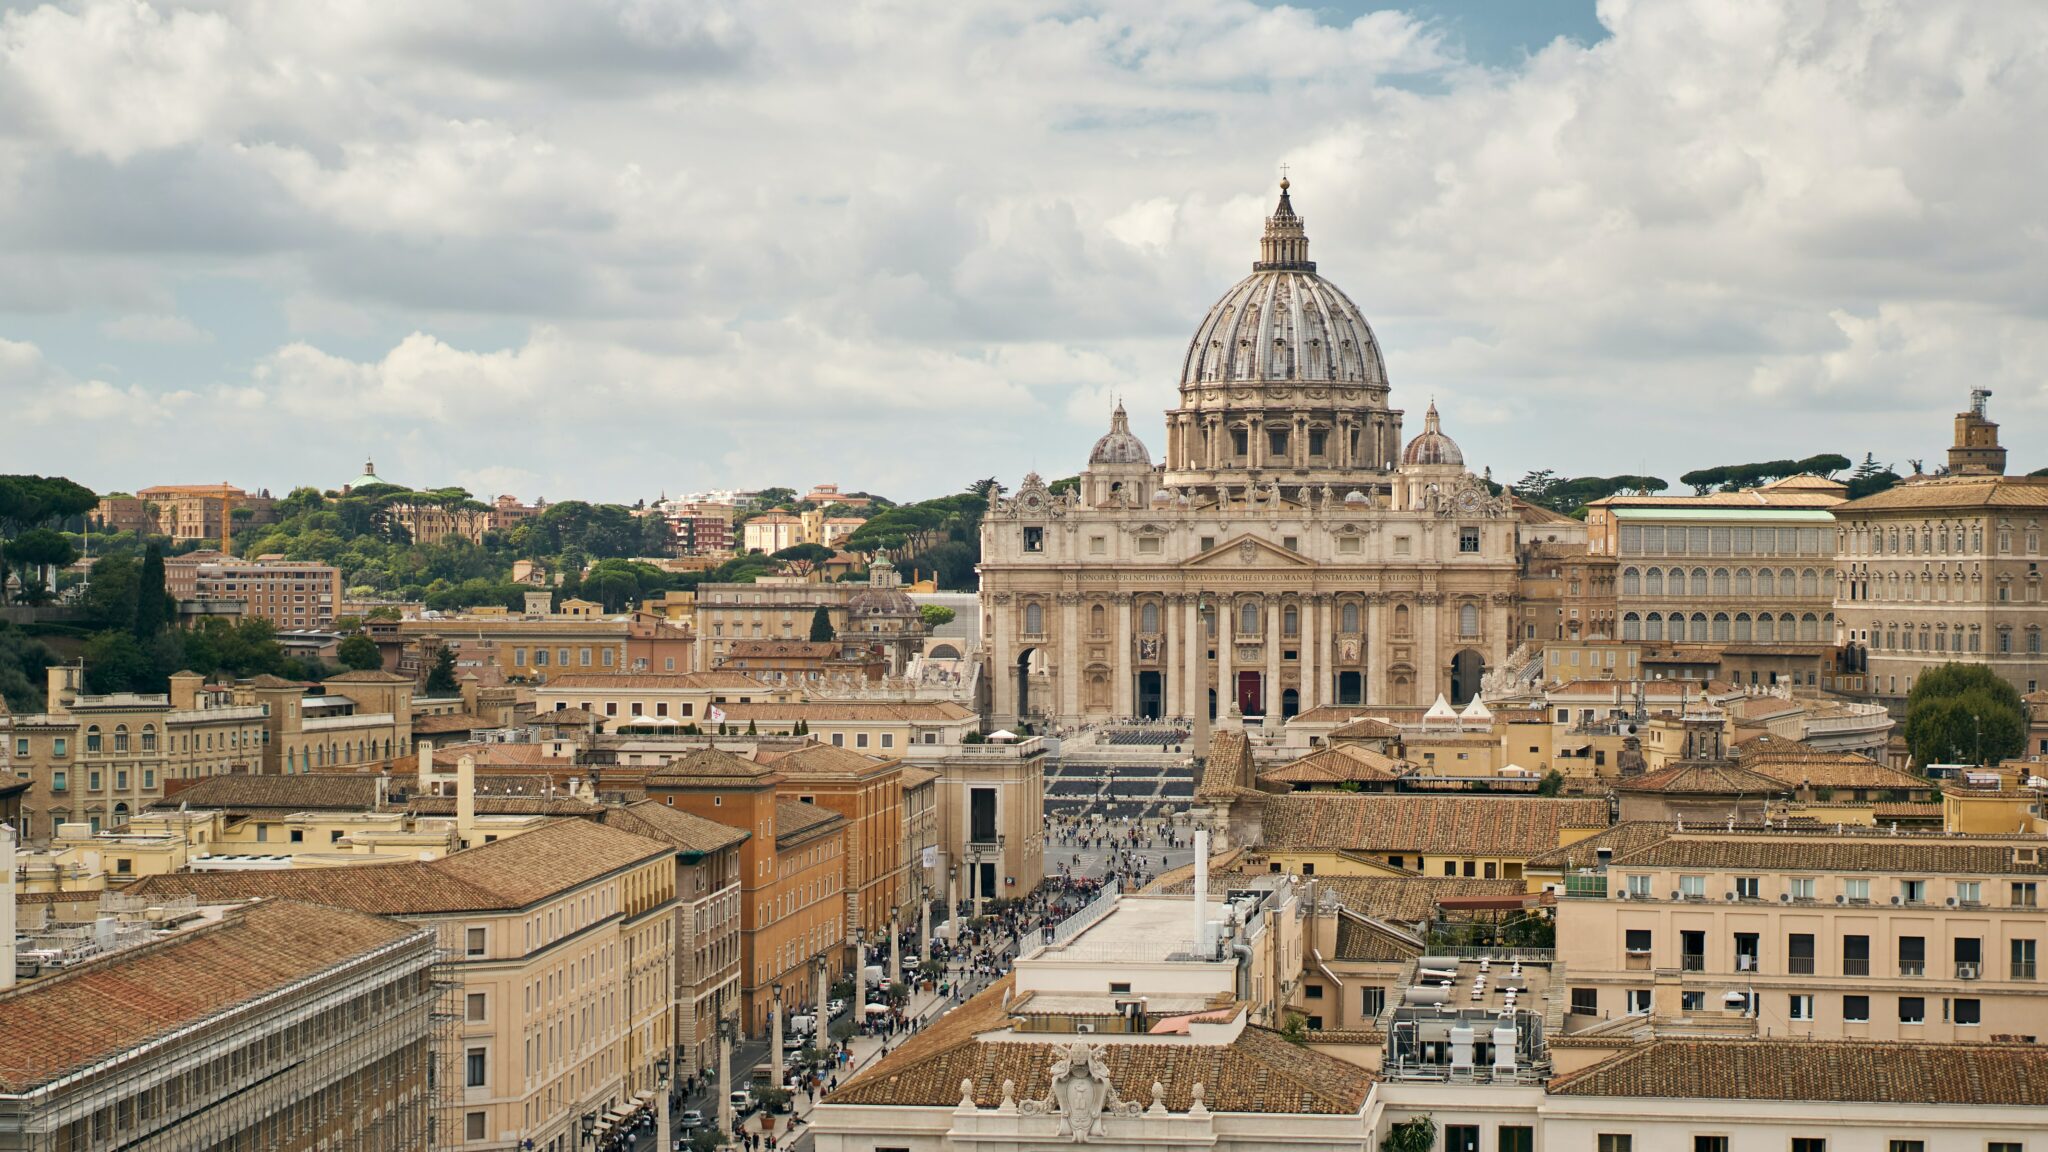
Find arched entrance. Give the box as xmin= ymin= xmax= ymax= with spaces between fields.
xmin=1450 ymin=648 xmax=1486 ymax=706
xmin=1281 ymin=688 xmax=1300 ymax=719
xmin=1236 ymin=671 xmax=1263 ymax=718
xmin=1015 ymin=647 xmax=1037 ymax=719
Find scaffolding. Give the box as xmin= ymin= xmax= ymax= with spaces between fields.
xmin=0 ymin=926 xmax=438 ymax=1152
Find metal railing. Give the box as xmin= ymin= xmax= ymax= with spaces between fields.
xmin=1048 ymin=879 xmax=1120 ymax=949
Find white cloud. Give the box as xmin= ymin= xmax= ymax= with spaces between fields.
xmin=99 ymin=312 xmax=212 ymax=344
xmin=2 ymin=0 xmax=2047 ymax=497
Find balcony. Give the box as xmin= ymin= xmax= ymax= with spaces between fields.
xmin=1681 ymin=953 xmax=1706 ymax=973
xmin=1900 ymin=963 xmax=1925 ymax=978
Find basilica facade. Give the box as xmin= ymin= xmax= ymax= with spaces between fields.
xmin=978 ymin=181 xmax=1523 ymax=736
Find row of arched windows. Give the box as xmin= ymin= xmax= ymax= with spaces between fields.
xmin=1621 ymin=567 xmax=1827 ymax=598
xmin=82 ymin=724 xmax=160 ymax=754
xmin=1621 ymin=611 xmax=1831 ymax=643
xmin=284 ymin=738 xmax=398 ymax=772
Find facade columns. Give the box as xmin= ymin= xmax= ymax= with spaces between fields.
xmin=1113 ymin=596 xmax=1134 ymax=718
xmin=1264 ymin=600 xmax=1282 ymax=728
xmin=1367 ymin=597 xmax=1389 ymax=705
xmin=1183 ymin=597 xmax=1204 ymax=734
xmin=1418 ymin=596 xmax=1442 ymax=703
xmin=1162 ymin=595 xmax=1178 ymax=721
xmin=989 ymin=596 xmax=1013 ymax=725
xmin=1218 ymin=602 xmax=1236 ymax=718
xmin=1300 ymin=595 xmax=1318 ymax=712
xmin=1059 ymin=595 xmax=1080 ymax=719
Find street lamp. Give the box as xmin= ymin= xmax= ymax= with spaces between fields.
xmin=579 ymin=1110 xmax=597 ymax=1147
xmin=716 ymin=1015 xmax=738 ymax=1140
xmin=655 ymin=1055 xmax=673 ymax=1152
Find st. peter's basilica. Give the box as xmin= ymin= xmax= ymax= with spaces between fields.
xmin=978 ymin=180 xmax=1524 ymax=737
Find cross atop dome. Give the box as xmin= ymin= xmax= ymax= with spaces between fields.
xmin=1254 ymin=177 xmax=1314 ymax=273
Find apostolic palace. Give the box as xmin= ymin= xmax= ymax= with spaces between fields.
xmin=978 ymin=181 xmax=1531 ymax=737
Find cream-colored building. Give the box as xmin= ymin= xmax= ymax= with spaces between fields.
xmin=931 ymin=736 xmax=1047 ymax=910
xmin=1835 ymin=390 xmax=2048 ymax=707
xmin=1586 ymin=475 xmax=1846 ymax=689
xmin=696 ymin=569 xmax=927 ymax=673
xmin=1551 ymin=822 xmax=2048 ymax=1044
xmin=132 ymin=818 xmax=678 ymax=1152
xmin=978 ymin=182 xmax=1522 ymax=737
xmin=742 ymin=512 xmax=803 ymax=554
xmin=5 ymin=664 xmax=269 ymax=841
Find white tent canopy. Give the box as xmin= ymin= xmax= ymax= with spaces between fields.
xmin=986 ymin=729 xmax=1019 ymax=742
xmin=1423 ymin=695 xmax=1459 ymax=724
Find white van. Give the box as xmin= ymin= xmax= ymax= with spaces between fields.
xmin=787 ymin=1013 xmax=817 ymax=1037
xmin=729 ymin=1089 xmax=753 ymax=1114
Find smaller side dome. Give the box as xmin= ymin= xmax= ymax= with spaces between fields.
xmin=1088 ymin=402 xmax=1152 ymax=467
xmin=1402 ymin=401 xmax=1464 ymax=467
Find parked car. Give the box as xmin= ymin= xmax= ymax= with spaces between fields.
xmin=827 ymin=997 xmax=847 ymax=1017
xmin=679 ymin=1110 xmax=706 ymax=1131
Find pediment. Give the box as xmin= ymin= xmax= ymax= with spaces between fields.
xmin=1183 ymin=533 xmax=1315 ymax=569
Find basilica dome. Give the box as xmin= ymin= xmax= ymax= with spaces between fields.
xmin=1178 ymin=180 xmax=1387 ymax=390
xmin=1401 ymin=402 xmax=1463 ymax=467
xmin=1088 ymin=402 xmax=1151 ymax=466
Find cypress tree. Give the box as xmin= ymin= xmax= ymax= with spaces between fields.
xmin=132 ymin=544 xmax=170 ymax=639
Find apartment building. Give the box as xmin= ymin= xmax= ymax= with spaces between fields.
xmin=4 ymin=665 xmax=268 ymax=841
xmin=930 ymin=736 xmax=1049 ymax=910
xmin=1834 ymin=392 xmax=2048 ymax=707
xmin=641 ymin=749 xmax=848 ymax=1034
xmin=161 ymin=551 xmax=344 ymax=629
xmin=130 ymin=483 xmax=278 ymax=545
xmin=1586 ymin=474 xmax=1846 ymax=688
xmin=1553 ymin=823 xmax=2048 ymax=1043
xmin=131 ymin=818 xmax=678 ymax=1152
xmin=400 ymin=613 xmax=631 ymax=684
xmin=0 ymin=898 xmax=436 ymax=1152
xmin=222 ymin=669 xmax=414 ymax=775
xmin=770 ymin=742 xmax=909 ymax=941
xmin=596 ymin=801 xmax=749 ymax=1076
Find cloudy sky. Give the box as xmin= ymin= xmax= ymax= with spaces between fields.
xmin=2 ymin=0 xmax=2045 ymax=504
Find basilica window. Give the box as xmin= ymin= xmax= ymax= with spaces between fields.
xmin=1023 ymin=526 xmax=1043 ymax=553
xmin=1283 ymin=606 xmax=1299 ymax=636
xmin=1621 ymin=613 xmax=1642 ymax=641
xmin=1459 ymin=604 xmax=1479 ymax=637
xmin=1393 ymin=604 xmax=1411 ymax=635
xmin=1090 ymin=604 xmax=1106 ymax=637
xmin=1690 ymin=568 xmax=1708 ymax=596
xmin=85 ymin=726 xmax=101 ymax=754
xmin=141 ymin=725 xmax=156 ymax=752
xmin=1231 ymin=428 xmax=1249 ymax=457
xmin=1459 ymin=529 xmax=1480 ymax=554
xmin=1622 ymin=568 xmax=1640 ymax=596
xmin=1341 ymin=603 xmax=1360 ymax=632
xmin=1239 ymin=602 xmax=1261 ymax=636
xmin=1023 ymin=602 xmax=1044 ymax=636
xmin=1733 ymin=613 xmax=1752 ymax=641
xmin=1711 ymin=568 xmax=1729 ymax=596
xmin=1644 ymin=569 xmax=1663 ymax=596
xmin=1140 ymin=602 xmax=1160 ymax=633
xmin=1756 ymin=614 xmax=1774 ymax=642
xmin=1268 ymin=428 xmax=1289 ymax=458
xmin=1309 ymin=429 xmax=1327 ymax=456
xmin=1645 ymin=614 xmax=1664 ymax=642
xmin=113 ymin=725 xmax=129 ymax=753
xmin=1712 ymin=613 xmax=1730 ymax=641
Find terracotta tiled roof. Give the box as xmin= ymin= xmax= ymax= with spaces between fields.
xmin=1522 ymin=822 xmax=1673 ymax=872
xmin=1327 ymin=716 xmax=1403 ymax=741
xmin=600 ymin=800 xmax=750 ymax=854
xmin=773 ymin=742 xmax=897 ymax=778
xmin=534 ymin=708 xmax=601 ymax=727
xmin=545 ymin=671 xmax=767 ymax=691
xmin=1836 ymin=474 xmax=2048 ymax=513
xmin=1333 ymin=912 xmax=1423 ymax=962
xmin=646 ymin=747 xmax=778 ymax=785
xmin=152 ymin=773 xmax=382 ymax=813
xmin=1613 ymin=761 xmax=1792 ymax=795
xmin=830 ymin=978 xmax=1372 ymax=1114
xmin=1259 ymin=745 xmax=1404 ymax=786
xmin=322 ymin=669 xmax=414 ymax=684
xmin=413 ymin=712 xmax=496 ymax=735
xmin=1549 ymin=1038 xmax=2048 ymax=1105
xmin=0 ymin=900 xmax=422 ymax=1093
xmin=1195 ymin=731 xmax=1259 ymax=801
xmin=1737 ymin=743 xmax=1928 ymax=792
xmin=898 ymin=766 xmax=941 ymax=790
xmin=408 ymin=794 xmax=600 ymax=816
xmin=1609 ymin=830 xmax=2048 ymax=877
xmin=776 ymin=800 xmax=844 ymax=845
xmin=1261 ymin=794 xmax=1609 ymax=856
xmin=130 ymin=818 xmax=670 ymax=913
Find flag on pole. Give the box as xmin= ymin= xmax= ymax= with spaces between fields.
xmin=708 ymin=705 xmax=727 ymax=724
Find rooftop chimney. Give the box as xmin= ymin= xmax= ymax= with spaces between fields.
xmin=417 ymin=739 xmax=435 ymax=793
xmin=456 ymin=754 xmax=476 ymax=849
